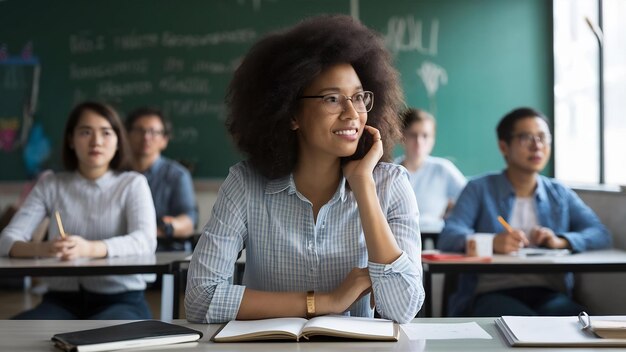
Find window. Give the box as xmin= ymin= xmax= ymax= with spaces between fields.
xmin=554 ymin=0 xmax=626 ymax=185
xmin=603 ymin=0 xmax=626 ymax=185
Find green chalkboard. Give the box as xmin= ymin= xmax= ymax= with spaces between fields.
xmin=0 ymin=0 xmax=552 ymax=180
xmin=361 ymin=0 xmax=553 ymax=176
xmin=0 ymin=0 xmax=348 ymax=180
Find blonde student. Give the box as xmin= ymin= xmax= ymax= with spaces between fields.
xmin=185 ymin=15 xmax=424 ymax=324
xmin=396 ymin=108 xmax=466 ymax=231
xmin=0 ymin=101 xmax=156 ymax=319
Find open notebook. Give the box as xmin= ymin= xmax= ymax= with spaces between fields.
xmin=213 ymin=316 xmax=399 ymax=342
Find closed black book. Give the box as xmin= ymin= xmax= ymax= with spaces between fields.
xmin=51 ymin=320 xmax=203 ymax=352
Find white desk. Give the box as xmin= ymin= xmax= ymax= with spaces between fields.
xmin=423 ymin=249 xmax=626 ymax=317
xmin=2 ymin=318 xmax=624 ymax=351
xmin=0 ymin=252 xmax=189 ymax=320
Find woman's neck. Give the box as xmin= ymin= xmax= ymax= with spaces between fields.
xmin=293 ymin=157 xmax=342 ymax=220
xmin=78 ymin=166 xmax=109 ymax=180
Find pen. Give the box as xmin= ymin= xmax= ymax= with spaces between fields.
xmin=55 ymin=211 xmax=67 ymax=239
xmin=497 ymin=216 xmax=514 ymax=233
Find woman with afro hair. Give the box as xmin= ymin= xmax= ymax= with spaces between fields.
xmin=186 ymin=15 xmax=424 ymax=324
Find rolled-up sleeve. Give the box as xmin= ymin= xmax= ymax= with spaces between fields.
xmin=370 ymin=167 xmax=424 ymax=323
xmin=185 ymin=169 xmax=247 ymax=323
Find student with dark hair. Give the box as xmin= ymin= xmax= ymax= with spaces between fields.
xmin=396 ymin=108 xmax=466 ymax=231
xmin=0 ymin=101 xmax=156 ymax=319
xmin=438 ymin=107 xmax=611 ymax=317
xmin=185 ymin=15 xmax=424 ymax=324
xmin=126 ymin=107 xmax=197 ymax=251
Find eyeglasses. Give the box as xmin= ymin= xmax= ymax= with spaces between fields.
xmin=298 ymin=91 xmax=374 ymax=114
xmin=130 ymin=128 xmax=165 ymax=138
xmin=512 ymin=133 xmax=552 ymax=147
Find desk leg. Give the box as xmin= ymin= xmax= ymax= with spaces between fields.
xmin=160 ymin=274 xmax=174 ymax=321
xmin=423 ymin=269 xmax=432 ymax=317
xmin=173 ymin=269 xmax=181 ymax=319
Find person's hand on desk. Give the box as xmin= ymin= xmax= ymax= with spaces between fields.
xmin=493 ymin=229 xmax=530 ymax=254
xmin=529 ymin=226 xmax=570 ymax=249
xmin=318 ymin=267 xmax=374 ymax=315
xmin=34 ymin=236 xmax=107 ymax=260
xmin=54 ymin=235 xmax=106 ymax=260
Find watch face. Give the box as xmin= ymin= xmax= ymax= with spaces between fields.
xmin=306 ymin=291 xmax=315 ymax=317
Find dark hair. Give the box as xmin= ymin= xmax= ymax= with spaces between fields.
xmin=496 ymin=107 xmax=550 ymax=143
xmin=62 ymin=101 xmax=132 ymax=172
xmin=125 ymin=107 xmax=172 ymax=136
xmin=400 ymin=108 xmax=435 ymax=132
xmin=226 ymin=14 xmax=403 ymax=179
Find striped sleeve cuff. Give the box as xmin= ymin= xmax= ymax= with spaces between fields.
xmin=369 ymin=251 xmax=423 ymax=323
xmin=368 ymin=251 xmax=413 ymax=277
xmin=208 ymin=284 xmax=246 ymax=323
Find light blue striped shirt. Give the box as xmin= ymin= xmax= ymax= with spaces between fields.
xmin=185 ymin=161 xmax=424 ymax=324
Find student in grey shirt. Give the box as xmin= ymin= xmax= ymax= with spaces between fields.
xmin=0 ymin=102 xmax=156 ymax=319
xmin=126 ymin=107 xmax=198 ymax=251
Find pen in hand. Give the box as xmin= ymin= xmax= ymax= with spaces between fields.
xmin=497 ymin=216 xmax=513 ymax=233
xmin=496 ymin=215 xmax=529 ymax=251
xmin=55 ymin=211 xmax=67 ymax=239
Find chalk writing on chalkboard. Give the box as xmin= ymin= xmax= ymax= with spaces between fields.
xmin=385 ymin=15 xmax=438 ymax=55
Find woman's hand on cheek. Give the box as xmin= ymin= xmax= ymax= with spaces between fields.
xmin=343 ymin=125 xmax=382 ymax=188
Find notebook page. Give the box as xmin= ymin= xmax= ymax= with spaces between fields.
xmin=303 ymin=316 xmax=394 ymax=338
xmin=216 ymin=318 xmax=306 ymax=339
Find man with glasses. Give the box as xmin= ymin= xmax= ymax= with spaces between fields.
xmin=126 ymin=107 xmax=198 ymax=251
xmin=438 ymin=107 xmax=611 ymax=317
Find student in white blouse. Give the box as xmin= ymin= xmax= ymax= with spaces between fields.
xmin=0 ymin=101 xmax=157 ymax=319
xmin=185 ymin=15 xmax=423 ymax=324
xmin=396 ymin=108 xmax=466 ymax=232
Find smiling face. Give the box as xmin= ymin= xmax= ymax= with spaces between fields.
xmin=499 ymin=116 xmax=552 ymax=175
xmin=292 ymin=63 xmax=367 ymax=164
xmin=70 ymin=110 xmax=118 ymax=178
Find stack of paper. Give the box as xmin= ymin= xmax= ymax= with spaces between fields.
xmin=496 ymin=316 xmax=626 ymax=347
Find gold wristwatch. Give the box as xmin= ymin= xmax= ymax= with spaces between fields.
xmin=306 ymin=291 xmax=315 ymax=318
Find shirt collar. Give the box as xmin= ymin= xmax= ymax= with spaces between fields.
xmin=497 ymin=170 xmax=547 ymax=202
xmin=265 ymin=174 xmax=294 ymax=195
xmin=75 ymin=170 xmax=114 ymax=189
xmin=265 ymin=173 xmax=348 ymax=203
